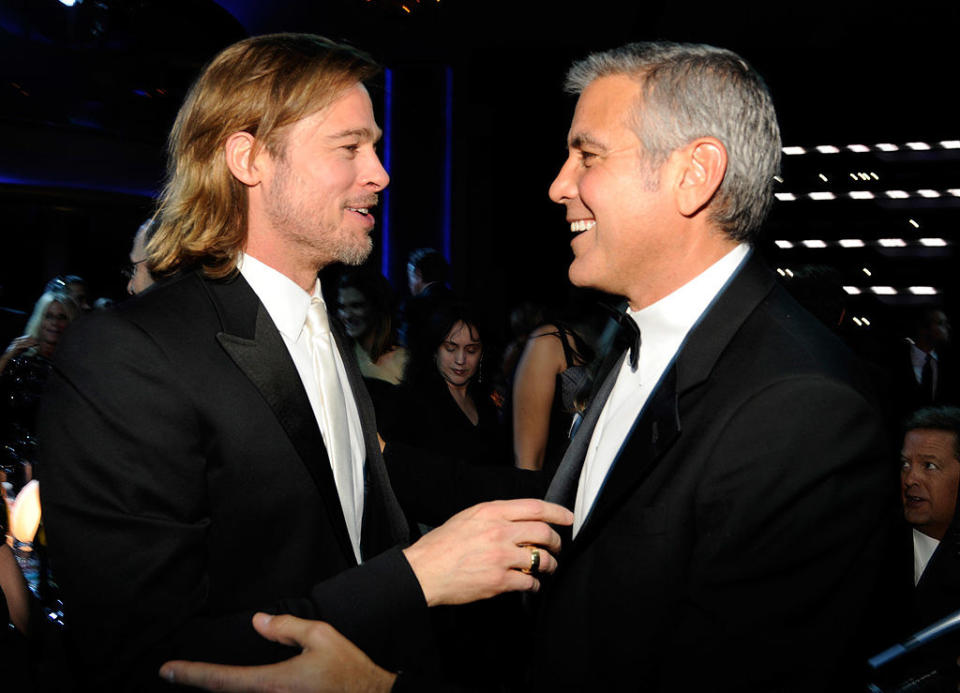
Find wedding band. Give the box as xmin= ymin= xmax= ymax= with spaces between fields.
xmin=522 ymin=546 xmax=541 ymax=575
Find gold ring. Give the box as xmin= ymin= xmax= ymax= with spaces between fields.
xmin=522 ymin=546 xmax=541 ymax=575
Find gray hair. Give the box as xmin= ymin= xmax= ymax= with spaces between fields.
xmin=565 ymin=42 xmax=781 ymax=242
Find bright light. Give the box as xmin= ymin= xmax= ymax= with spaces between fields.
xmin=847 ymin=144 xmax=870 ymax=153
xmin=908 ymin=219 xmax=920 ymax=228
xmin=917 ymin=189 xmax=941 ymax=198
xmin=775 ymin=193 xmax=797 ymax=201
xmin=11 ymin=480 xmax=41 ymax=545
xmin=774 ymin=240 xmax=794 ymax=249
xmin=776 ymin=268 xmax=786 ymax=276
xmin=870 ymin=172 xmax=879 ymax=180
xmin=817 ymin=145 xmax=840 ymax=154
xmin=849 ymin=173 xmax=859 ymax=181
xmin=783 ymin=146 xmax=806 ymax=155
xmin=870 ymin=286 xmax=897 ymax=295
xmin=876 ymin=143 xmax=899 ymax=152
xmin=849 ymin=191 xmax=875 ymax=200
xmin=885 ymin=190 xmax=910 ymax=199
xmin=878 ymin=238 xmax=906 ymax=247
xmin=839 ymin=239 xmax=865 ymax=248
xmin=858 ymin=172 xmax=871 ymax=181
xmin=941 ymin=140 xmax=960 ymax=149
xmin=802 ymin=239 xmax=827 ymax=248
xmin=862 ymin=317 xmax=871 ymax=326
xmin=909 ymin=286 xmax=938 ymax=295
xmin=784 ymin=268 xmax=794 ymax=277
xmin=818 ymin=173 xmax=829 ymax=182
xmin=773 ymin=175 xmax=784 ymax=183
xmin=59 ymin=0 xmax=79 ymax=5
xmin=949 ymin=189 xmax=960 ymax=197
xmin=843 ymin=286 xmax=862 ymax=295
xmin=852 ymin=317 xmax=863 ymax=326
xmin=862 ymin=268 xmax=872 ymax=276
xmin=809 ymin=192 xmax=836 ymax=201
xmin=919 ymin=238 xmax=947 ymax=247
xmin=907 ymin=142 xmax=931 ymax=150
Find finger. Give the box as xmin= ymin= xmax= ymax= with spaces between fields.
xmin=485 ymin=498 xmax=574 ymax=525
xmin=159 ymin=660 xmax=276 ymax=692
xmin=512 ymin=545 xmax=558 ymax=575
xmin=508 ymin=521 xmax=563 ymax=553
xmin=251 ymin=612 xmax=317 ymax=649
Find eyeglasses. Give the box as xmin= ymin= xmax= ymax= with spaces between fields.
xmin=121 ymin=259 xmax=147 ymax=281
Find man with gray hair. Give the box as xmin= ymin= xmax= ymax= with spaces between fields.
xmin=163 ymin=41 xmax=892 ymax=692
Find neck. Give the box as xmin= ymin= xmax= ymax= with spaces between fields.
xmin=245 ymin=233 xmax=323 ymax=292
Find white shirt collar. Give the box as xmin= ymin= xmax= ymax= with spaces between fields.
xmin=238 ymin=253 xmax=322 ymax=341
xmin=913 ymin=528 xmax=940 ymax=585
xmin=626 ymin=243 xmax=750 ymax=349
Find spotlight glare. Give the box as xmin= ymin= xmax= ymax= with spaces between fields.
xmin=776 ymin=268 xmax=786 ymax=276
xmin=908 ymin=286 xmax=938 ymax=295
xmin=877 ymin=143 xmax=899 ymax=152
xmin=809 ymin=192 xmax=835 ymax=201
xmin=775 ymin=193 xmax=797 ymax=201
xmin=862 ymin=317 xmax=871 ymax=326
xmin=862 ymin=268 xmax=872 ymax=276
xmin=941 ymin=140 xmax=960 ymax=149
xmin=870 ymin=286 xmax=897 ymax=295
xmin=885 ymin=190 xmax=909 ymax=199
xmin=784 ymin=268 xmax=794 ymax=277
xmin=919 ymin=238 xmax=947 ymax=247
xmin=847 ymin=144 xmax=870 ymax=153
xmin=852 ymin=317 xmax=863 ymax=326
xmin=917 ymin=189 xmax=941 ymax=198
xmin=909 ymin=219 xmax=920 ymax=228
xmin=949 ymin=189 xmax=960 ymax=197
xmin=870 ymin=172 xmax=879 ymax=180
xmin=774 ymin=240 xmax=794 ymax=249
xmin=849 ymin=191 xmax=875 ymax=200
xmin=843 ymin=286 xmax=862 ymax=295
xmin=839 ymin=239 xmax=865 ymax=248
xmin=773 ymin=175 xmax=784 ymax=183
xmin=849 ymin=173 xmax=859 ymax=181
xmin=818 ymin=173 xmax=829 ymax=182
xmin=783 ymin=146 xmax=806 ymax=155
xmin=878 ymin=238 xmax=906 ymax=247
xmin=801 ymin=239 xmax=827 ymax=248
xmin=816 ymin=145 xmax=840 ymax=154
xmin=907 ymin=142 xmax=931 ymax=151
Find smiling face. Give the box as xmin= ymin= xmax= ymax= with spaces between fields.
xmin=436 ymin=320 xmax=482 ymax=389
xmin=337 ymin=286 xmax=371 ymax=339
xmin=253 ymin=83 xmax=389 ymax=281
xmin=902 ymin=428 xmax=960 ymax=540
xmin=549 ymin=75 xmax=677 ymax=307
xmin=39 ymin=300 xmax=71 ymax=354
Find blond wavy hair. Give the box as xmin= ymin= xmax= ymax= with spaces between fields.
xmin=149 ymin=34 xmax=380 ymax=279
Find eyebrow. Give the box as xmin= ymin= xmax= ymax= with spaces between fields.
xmin=569 ymin=132 xmax=608 ymax=151
xmin=328 ymin=127 xmax=382 ymax=143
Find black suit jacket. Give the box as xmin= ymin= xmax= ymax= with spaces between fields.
xmin=39 ymin=270 xmax=431 ymax=690
xmin=530 ymin=254 xmax=895 ymax=691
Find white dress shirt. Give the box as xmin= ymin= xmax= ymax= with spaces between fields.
xmin=239 ymin=253 xmax=365 ymax=562
xmin=908 ymin=339 xmax=938 ymax=393
xmin=913 ymin=528 xmax=939 ymax=586
xmin=573 ymin=244 xmax=750 ymax=536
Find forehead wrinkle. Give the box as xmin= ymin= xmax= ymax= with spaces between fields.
xmin=569 ymin=132 xmax=608 ymax=151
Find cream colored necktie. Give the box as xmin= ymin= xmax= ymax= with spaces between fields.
xmin=304 ymin=297 xmax=359 ymax=559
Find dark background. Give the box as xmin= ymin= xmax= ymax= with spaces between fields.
xmin=1 ymin=0 xmax=957 ymax=342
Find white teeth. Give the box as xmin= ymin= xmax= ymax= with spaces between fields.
xmin=347 ymin=207 xmax=370 ymax=214
xmin=570 ymin=220 xmax=596 ymax=233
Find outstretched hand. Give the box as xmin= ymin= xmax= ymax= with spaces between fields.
xmin=160 ymin=613 xmax=396 ymax=693
xmin=402 ymin=498 xmax=573 ymax=606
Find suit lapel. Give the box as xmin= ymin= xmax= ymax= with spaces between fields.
xmin=569 ymin=254 xmax=778 ymax=545
xmin=205 ymin=273 xmax=356 ymax=564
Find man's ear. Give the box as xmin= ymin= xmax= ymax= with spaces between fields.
xmin=224 ymin=131 xmax=265 ymax=186
xmin=675 ymin=137 xmax=727 ymax=218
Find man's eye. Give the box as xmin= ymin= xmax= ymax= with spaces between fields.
xmin=925 ymin=462 xmax=940 ymax=471
xmin=343 ymin=144 xmax=359 ymax=154
xmin=581 ymin=151 xmax=598 ymax=166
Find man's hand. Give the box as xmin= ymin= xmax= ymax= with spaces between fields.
xmin=402 ymin=498 xmax=573 ymax=606
xmin=159 ymin=613 xmax=396 ymax=693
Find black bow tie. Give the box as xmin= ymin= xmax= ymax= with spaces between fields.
xmin=602 ymin=303 xmax=641 ymax=371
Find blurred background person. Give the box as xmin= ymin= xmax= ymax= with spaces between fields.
xmin=512 ymin=316 xmax=593 ymax=476
xmin=1 ymin=290 xmax=80 ymax=494
xmin=384 ymin=300 xmax=508 ymax=469
xmin=124 ymin=217 xmax=159 ymax=296
xmin=335 ymin=268 xmax=408 ymax=423
xmin=44 ymin=275 xmax=90 ymax=313
xmin=399 ymin=247 xmax=452 ymax=348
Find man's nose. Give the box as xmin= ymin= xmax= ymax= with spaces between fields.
xmin=548 ymin=157 xmax=577 ymax=205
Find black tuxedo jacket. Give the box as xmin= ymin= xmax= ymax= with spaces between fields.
xmin=39 ymin=270 xmax=431 ymax=690
xmin=529 ymin=254 xmax=894 ymax=691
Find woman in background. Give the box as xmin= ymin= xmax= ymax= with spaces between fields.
xmin=336 ymin=269 xmax=407 ymax=386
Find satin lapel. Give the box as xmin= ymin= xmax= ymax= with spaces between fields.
xmin=206 ymin=275 xmax=356 ymax=564
xmin=328 ymin=321 xmax=409 ymax=555
xmin=570 ymin=254 xmax=778 ymax=545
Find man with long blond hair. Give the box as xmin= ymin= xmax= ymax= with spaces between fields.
xmin=38 ymin=33 xmax=569 ymax=691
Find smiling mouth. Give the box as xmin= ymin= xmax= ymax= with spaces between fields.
xmin=570 ymin=220 xmax=596 ymax=233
